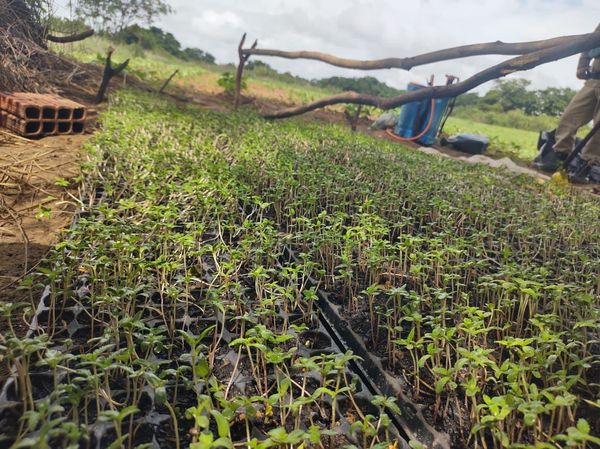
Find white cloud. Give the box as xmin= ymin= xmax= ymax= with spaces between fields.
xmin=193 ymin=10 xmax=242 ymax=30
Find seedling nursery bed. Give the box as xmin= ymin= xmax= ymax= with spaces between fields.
xmin=1 ymin=90 xmax=599 ymax=449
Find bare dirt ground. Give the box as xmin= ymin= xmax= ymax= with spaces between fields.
xmin=0 ymin=132 xmax=89 ymax=320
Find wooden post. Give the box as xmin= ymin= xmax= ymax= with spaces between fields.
xmin=159 ymin=69 xmax=179 ymax=94
xmin=234 ymin=33 xmax=257 ymax=109
xmin=95 ymin=47 xmax=130 ymax=104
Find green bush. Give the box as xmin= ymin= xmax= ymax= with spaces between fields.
xmin=312 ymin=76 xmax=403 ymax=97
xmin=452 ymin=107 xmax=559 ymax=132
xmin=218 ymin=72 xmax=245 ymax=96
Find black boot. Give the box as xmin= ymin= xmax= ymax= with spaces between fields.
xmin=567 ymin=160 xmax=592 ymax=184
xmin=566 ymin=152 xmax=589 ymax=174
xmin=589 ymin=164 xmax=600 ymax=183
xmin=533 ymin=147 xmax=568 ymax=173
xmin=569 ymin=162 xmax=600 ymax=184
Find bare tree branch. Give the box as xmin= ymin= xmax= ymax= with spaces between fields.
xmin=46 ymin=28 xmax=94 ymax=43
xmin=244 ymin=33 xmax=592 ymax=71
xmin=263 ymin=31 xmax=600 ymax=120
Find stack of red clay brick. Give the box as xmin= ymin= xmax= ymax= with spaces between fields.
xmin=0 ymin=92 xmax=88 ymax=138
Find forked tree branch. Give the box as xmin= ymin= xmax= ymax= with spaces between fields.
xmin=243 ymin=33 xmax=591 ymax=71
xmin=95 ymin=47 xmax=130 ymax=104
xmin=234 ymin=33 xmax=257 ymax=109
xmin=263 ymin=31 xmax=600 ymax=119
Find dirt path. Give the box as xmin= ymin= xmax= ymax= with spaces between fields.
xmin=0 ymin=131 xmax=89 ymax=323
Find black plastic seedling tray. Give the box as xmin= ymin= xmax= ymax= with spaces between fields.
xmin=282 ymin=246 xmax=451 ymax=449
xmin=0 ymin=190 xmax=416 ymax=449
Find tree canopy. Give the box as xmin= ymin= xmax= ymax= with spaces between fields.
xmin=76 ymin=0 xmax=172 ymax=35
xmin=114 ymin=25 xmax=216 ymax=64
xmin=312 ymin=76 xmax=403 ymax=97
xmin=462 ymin=78 xmax=577 ymax=117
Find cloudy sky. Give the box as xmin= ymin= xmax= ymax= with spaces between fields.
xmin=56 ymin=0 xmax=599 ymax=92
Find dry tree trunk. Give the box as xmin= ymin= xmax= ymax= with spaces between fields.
xmin=234 ymin=33 xmax=257 ymax=109
xmin=95 ymin=47 xmax=130 ymax=104
xmin=259 ymin=30 xmax=600 ymax=119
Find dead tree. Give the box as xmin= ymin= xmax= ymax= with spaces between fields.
xmin=234 ymin=33 xmax=257 ymax=109
xmin=257 ymin=30 xmax=600 ymax=119
xmin=159 ymin=69 xmax=179 ymax=93
xmin=95 ymin=47 xmax=130 ymax=104
xmin=242 ymin=33 xmax=590 ymax=71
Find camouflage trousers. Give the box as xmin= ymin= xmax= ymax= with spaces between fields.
xmin=554 ymin=81 xmax=600 ymax=163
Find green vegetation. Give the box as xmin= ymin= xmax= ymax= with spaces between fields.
xmin=217 ymin=72 xmax=245 ymax=96
xmin=75 ymin=0 xmax=172 ymax=35
xmin=52 ymin=34 xmax=212 ymax=86
xmin=444 ymin=116 xmax=591 ymax=161
xmin=52 ymin=34 xmax=335 ymax=105
xmin=312 ymin=76 xmax=403 ymax=97
xmin=246 ymin=60 xmax=317 ymax=87
xmin=456 ymin=79 xmax=577 ymax=118
xmin=115 ymin=25 xmax=216 ymax=64
xmin=1 ymin=89 xmax=598 ymax=449
xmin=451 ymin=107 xmax=559 ymax=133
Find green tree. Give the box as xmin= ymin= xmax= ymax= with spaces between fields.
xmin=482 ymin=79 xmax=538 ymax=115
xmin=116 ymin=25 xmax=180 ymax=54
xmin=180 ymin=48 xmax=216 ymax=64
xmin=312 ymin=76 xmax=403 ymax=97
xmin=76 ymin=0 xmax=172 ymax=35
xmin=454 ymin=92 xmax=480 ymax=108
xmin=535 ymin=87 xmax=576 ymax=117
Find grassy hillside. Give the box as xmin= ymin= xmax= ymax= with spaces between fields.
xmin=52 ymin=35 xmax=335 ymax=105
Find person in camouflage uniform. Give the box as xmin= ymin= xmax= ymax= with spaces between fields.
xmin=546 ymin=24 xmax=600 ymax=181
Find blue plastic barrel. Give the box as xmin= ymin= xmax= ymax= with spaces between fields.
xmin=393 ymin=83 xmax=450 ymax=146
xmin=394 ymin=83 xmax=428 ymax=138
xmin=419 ymin=97 xmax=450 ymax=146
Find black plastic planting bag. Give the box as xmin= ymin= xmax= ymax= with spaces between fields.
xmin=534 ymin=129 xmax=556 ymax=164
xmin=441 ymin=134 xmax=489 ymax=155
